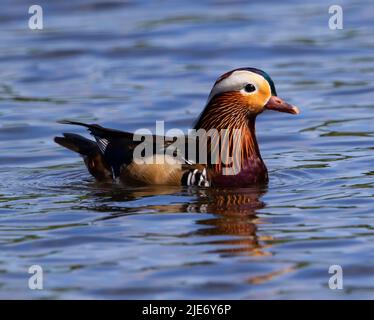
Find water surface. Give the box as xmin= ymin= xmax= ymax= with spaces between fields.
xmin=0 ymin=0 xmax=373 ymax=299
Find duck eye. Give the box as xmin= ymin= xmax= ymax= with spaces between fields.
xmin=244 ymin=84 xmax=256 ymax=93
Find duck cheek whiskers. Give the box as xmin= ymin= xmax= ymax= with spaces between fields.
xmin=245 ymin=103 xmax=264 ymax=115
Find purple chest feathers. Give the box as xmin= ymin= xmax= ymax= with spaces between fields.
xmin=211 ymin=157 xmax=268 ymax=187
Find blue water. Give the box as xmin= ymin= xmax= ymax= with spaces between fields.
xmin=0 ymin=0 xmax=373 ymax=299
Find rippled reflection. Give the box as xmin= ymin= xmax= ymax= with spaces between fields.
xmin=84 ymin=185 xmax=270 ymax=256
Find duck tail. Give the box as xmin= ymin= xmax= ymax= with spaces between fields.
xmin=54 ymin=133 xmax=98 ymax=156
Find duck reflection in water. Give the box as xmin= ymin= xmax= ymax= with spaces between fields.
xmin=84 ymin=183 xmax=272 ymax=257
xmin=80 ymin=183 xmax=299 ymax=284
xmin=187 ymin=186 xmax=273 ymax=258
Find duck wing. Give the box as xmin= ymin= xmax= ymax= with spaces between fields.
xmin=56 ymin=120 xmax=199 ymax=182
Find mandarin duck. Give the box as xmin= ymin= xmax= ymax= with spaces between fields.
xmin=55 ymin=68 xmax=299 ymax=187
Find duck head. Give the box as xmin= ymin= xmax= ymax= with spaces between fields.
xmin=194 ymin=68 xmax=300 ymax=186
xmin=206 ymin=67 xmax=299 ymax=117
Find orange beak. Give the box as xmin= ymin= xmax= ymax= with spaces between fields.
xmin=264 ymin=96 xmax=300 ymax=115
